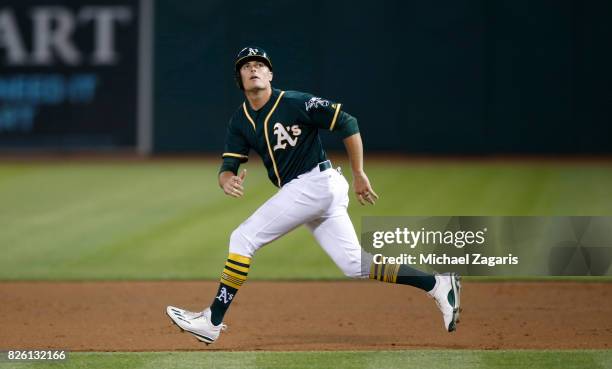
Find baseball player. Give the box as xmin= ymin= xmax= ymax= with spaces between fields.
xmin=166 ymin=46 xmax=461 ymax=344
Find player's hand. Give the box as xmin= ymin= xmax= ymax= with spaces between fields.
xmin=222 ymin=169 xmax=247 ymax=198
xmin=353 ymin=172 xmax=379 ymax=205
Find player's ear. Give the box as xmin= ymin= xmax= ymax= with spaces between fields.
xmin=269 ymin=71 xmax=273 ymax=82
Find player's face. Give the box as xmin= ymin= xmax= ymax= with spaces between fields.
xmin=240 ymin=60 xmax=273 ymax=91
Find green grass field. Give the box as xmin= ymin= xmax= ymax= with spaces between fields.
xmin=1 ymin=160 xmax=611 ymax=369
xmin=1 ymin=160 xmax=611 ymax=280
xmin=0 ymin=350 xmax=610 ymax=369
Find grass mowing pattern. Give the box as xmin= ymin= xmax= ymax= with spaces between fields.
xmin=1 ymin=161 xmax=612 ymax=280
xmin=0 ymin=350 xmax=610 ymax=369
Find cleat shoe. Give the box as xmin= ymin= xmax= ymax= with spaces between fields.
xmin=427 ymin=273 xmax=461 ymax=332
xmin=166 ymin=306 xmax=226 ymax=344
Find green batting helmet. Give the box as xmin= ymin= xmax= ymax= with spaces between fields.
xmin=234 ymin=46 xmax=273 ymax=90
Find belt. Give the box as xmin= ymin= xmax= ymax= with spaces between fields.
xmin=318 ymin=160 xmax=332 ymax=172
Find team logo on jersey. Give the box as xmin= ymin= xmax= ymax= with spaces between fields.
xmin=305 ymin=97 xmax=330 ymax=112
xmin=216 ymin=287 xmax=234 ymax=304
xmin=273 ymin=123 xmax=302 ymax=151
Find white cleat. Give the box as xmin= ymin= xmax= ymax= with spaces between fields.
xmin=428 ymin=273 xmax=462 ymax=332
xmin=166 ymin=306 xmax=226 ymax=345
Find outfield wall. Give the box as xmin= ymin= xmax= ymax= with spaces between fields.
xmin=0 ymin=0 xmax=141 ymax=150
xmin=1 ymin=1 xmax=610 ymax=154
xmin=152 ymin=0 xmax=612 ymax=154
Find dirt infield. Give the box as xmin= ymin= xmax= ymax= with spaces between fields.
xmin=0 ymin=281 xmax=610 ymax=351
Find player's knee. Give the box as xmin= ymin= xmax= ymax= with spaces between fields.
xmin=228 ymin=227 xmax=256 ymax=258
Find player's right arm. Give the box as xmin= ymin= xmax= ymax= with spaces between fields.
xmin=219 ymin=169 xmax=247 ymax=198
xmin=219 ymin=118 xmax=250 ymax=198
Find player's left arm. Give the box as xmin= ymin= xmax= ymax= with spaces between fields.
xmin=343 ymin=132 xmax=379 ymax=205
xmin=325 ymin=108 xmax=377 ymax=205
xmin=299 ymin=94 xmax=379 ymax=205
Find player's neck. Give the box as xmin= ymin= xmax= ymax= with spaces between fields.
xmin=245 ymin=86 xmax=272 ymax=111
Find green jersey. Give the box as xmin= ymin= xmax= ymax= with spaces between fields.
xmin=220 ymin=88 xmax=359 ymax=187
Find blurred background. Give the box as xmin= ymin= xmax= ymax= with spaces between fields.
xmin=1 ymin=0 xmax=611 ymax=155
xmin=1 ymin=0 xmax=611 ymax=281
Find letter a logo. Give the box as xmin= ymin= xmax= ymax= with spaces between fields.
xmin=216 ymin=287 xmax=233 ymax=304
xmin=273 ymin=123 xmax=300 ymax=151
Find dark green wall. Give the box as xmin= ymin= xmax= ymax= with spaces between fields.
xmin=154 ymin=0 xmax=612 ymax=154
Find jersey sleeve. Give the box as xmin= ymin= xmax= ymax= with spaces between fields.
xmin=300 ymin=93 xmax=360 ymax=138
xmin=219 ymin=120 xmax=250 ymax=175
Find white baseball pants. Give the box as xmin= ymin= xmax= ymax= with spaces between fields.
xmin=228 ymin=164 xmax=368 ymax=279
